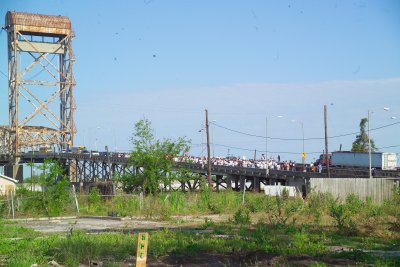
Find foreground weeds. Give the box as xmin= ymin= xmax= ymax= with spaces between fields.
xmin=1 ymin=187 xmax=400 ymax=266
xmin=1 ymin=220 xmax=399 ymax=267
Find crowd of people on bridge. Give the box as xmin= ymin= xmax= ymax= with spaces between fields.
xmin=175 ymin=155 xmax=323 ymax=173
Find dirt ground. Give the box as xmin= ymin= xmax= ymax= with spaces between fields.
xmin=148 ymin=252 xmax=359 ymax=267
xmin=76 ymin=252 xmax=359 ymax=267
xmin=12 ymin=216 xmax=397 ymax=266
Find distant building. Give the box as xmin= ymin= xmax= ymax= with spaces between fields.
xmin=0 ymin=174 xmax=18 ymax=196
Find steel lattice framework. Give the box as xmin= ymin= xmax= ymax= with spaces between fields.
xmin=4 ymin=11 xmax=76 ymax=159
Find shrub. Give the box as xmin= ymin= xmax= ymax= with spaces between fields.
xmin=384 ymin=185 xmax=400 ymax=230
xmin=266 ymin=192 xmax=303 ymax=226
xmin=305 ymin=192 xmax=333 ymax=225
xmin=233 ymin=207 xmax=251 ymax=225
xmin=345 ymin=194 xmax=364 ymax=215
xmin=328 ymin=199 xmax=356 ymax=233
xmin=88 ymin=188 xmax=101 ymax=212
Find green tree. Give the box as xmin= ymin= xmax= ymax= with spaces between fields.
xmin=37 ymin=159 xmax=72 ymax=216
xmin=119 ymin=118 xmax=190 ymax=194
xmin=351 ymin=118 xmax=376 ymax=152
xmin=17 ymin=159 xmax=72 ymax=216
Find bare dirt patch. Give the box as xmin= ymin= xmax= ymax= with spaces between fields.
xmin=78 ymin=252 xmax=359 ymax=267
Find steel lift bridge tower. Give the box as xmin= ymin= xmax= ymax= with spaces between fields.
xmin=0 ymin=12 xmax=75 ymax=180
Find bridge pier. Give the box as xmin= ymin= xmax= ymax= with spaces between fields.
xmin=4 ymin=162 xmax=23 ymax=182
xmin=253 ymin=177 xmax=260 ymax=193
xmin=240 ymin=176 xmax=246 ymax=192
xmin=226 ymin=175 xmax=233 ymax=190
xmin=234 ymin=176 xmax=240 ymax=191
xmin=215 ymin=175 xmax=223 ymax=191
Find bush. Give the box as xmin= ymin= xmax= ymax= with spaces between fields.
xmin=384 ymin=185 xmax=400 ymax=230
xmin=305 ymin=192 xmax=333 ymax=225
xmin=328 ymin=199 xmax=356 ymax=233
xmin=87 ymin=188 xmax=101 ymax=213
xmin=345 ymin=194 xmax=364 ymax=215
xmin=247 ymin=194 xmax=266 ymax=212
xmin=266 ymin=192 xmax=303 ymax=226
xmin=233 ymin=207 xmax=251 ymax=225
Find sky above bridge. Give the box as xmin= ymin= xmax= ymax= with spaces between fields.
xmin=0 ymin=0 xmax=399 ymax=163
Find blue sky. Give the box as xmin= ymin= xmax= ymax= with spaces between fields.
xmin=0 ymin=0 xmax=399 ymax=162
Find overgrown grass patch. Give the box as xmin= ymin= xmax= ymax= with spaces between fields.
xmin=0 ymin=219 xmax=399 ymax=267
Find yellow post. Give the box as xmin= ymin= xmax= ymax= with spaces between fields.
xmin=136 ymin=232 xmax=149 ymax=267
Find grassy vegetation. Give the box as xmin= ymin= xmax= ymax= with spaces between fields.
xmin=0 ymin=187 xmax=399 ymax=266
xmin=0 ymin=219 xmax=399 ymax=266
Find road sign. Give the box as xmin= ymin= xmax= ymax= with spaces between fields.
xmin=301 ymin=152 xmax=307 ymax=159
xmin=136 ymin=232 xmax=149 ymax=267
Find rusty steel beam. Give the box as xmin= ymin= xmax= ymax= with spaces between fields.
xmin=5 ymin=11 xmax=76 ymax=168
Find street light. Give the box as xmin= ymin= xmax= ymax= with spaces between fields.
xmin=368 ymin=107 xmax=390 ymax=179
xmin=291 ymin=119 xmax=305 ymax=167
xmin=266 ymin=115 xmax=283 ymax=176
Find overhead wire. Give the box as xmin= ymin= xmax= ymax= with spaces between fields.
xmin=377 ymin=144 xmax=400 ymax=149
xmin=193 ymin=142 xmax=322 ymax=155
xmin=210 ymin=121 xmax=400 ymax=141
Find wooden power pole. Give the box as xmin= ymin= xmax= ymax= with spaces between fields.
xmin=324 ymin=105 xmax=331 ymax=178
xmin=205 ymin=109 xmax=212 ymax=185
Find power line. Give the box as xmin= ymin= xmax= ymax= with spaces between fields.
xmin=0 ymin=70 xmax=7 ymax=78
xmin=210 ymin=121 xmax=400 ymax=141
xmin=211 ymin=142 xmax=322 ymax=155
xmin=377 ymin=144 xmax=400 ymax=149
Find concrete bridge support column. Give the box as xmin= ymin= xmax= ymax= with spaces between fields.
xmin=234 ymin=175 xmax=239 ymax=191
xmin=4 ymin=162 xmax=23 ymax=182
xmin=240 ymin=176 xmax=246 ymax=192
xmin=253 ymin=177 xmax=260 ymax=193
xmin=216 ymin=175 xmax=223 ymax=191
xmin=226 ymin=175 xmax=233 ymax=190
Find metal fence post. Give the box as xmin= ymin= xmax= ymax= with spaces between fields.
xmin=72 ymin=184 xmax=80 ymax=213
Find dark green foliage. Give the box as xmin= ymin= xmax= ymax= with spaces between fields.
xmin=384 ymin=185 xmax=400 ymax=230
xmin=345 ymin=194 xmax=363 ymax=215
xmin=118 ymin=118 xmax=190 ymax=194
xmin=9 ymin=160 xmax=73 ymax=217
xmin=305 ymin=192 xmax=334 ymax=224
xmin=88 ymin=188 xmax=101 ymax=212
xmin=233 ymin=207 xmax=251 ymax=225
xmin=351 ymin=117 xmax=376 ymax=152
xmin=265 ymin=190 xmax=303 ymax=226
xmin=328 ymin=199 xmax=357 ymax=233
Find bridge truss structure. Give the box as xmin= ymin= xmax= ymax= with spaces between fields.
xmin=1 ymin=12 xmax=76 ymax=179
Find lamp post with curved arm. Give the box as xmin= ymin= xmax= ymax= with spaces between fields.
xmin=368 ymin=107 xmax=390 ymax=178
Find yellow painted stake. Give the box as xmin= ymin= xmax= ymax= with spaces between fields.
xmin=136 ymin=232 xmax=149 ymax=267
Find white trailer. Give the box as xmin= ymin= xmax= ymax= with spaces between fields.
xmin=331 ymin=151 xmax=397 ymax=170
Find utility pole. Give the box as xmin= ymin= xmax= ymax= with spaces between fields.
xmin=106 ymin=145 xmax=115 ymax=195
xmin=254 ymin=149 xmax=257 ymax=161
xmin=105 ymin=146 xmax=112 ymax=177
xmin=265 ymin=116 xmax=269 ymax=177
xmin=324 ymin=105 xmax=330 ymax=178
xmin=368 ymin=109 xmax=372 ymax=179
xmin=205 ymin=109 xmax=212 ymax=185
